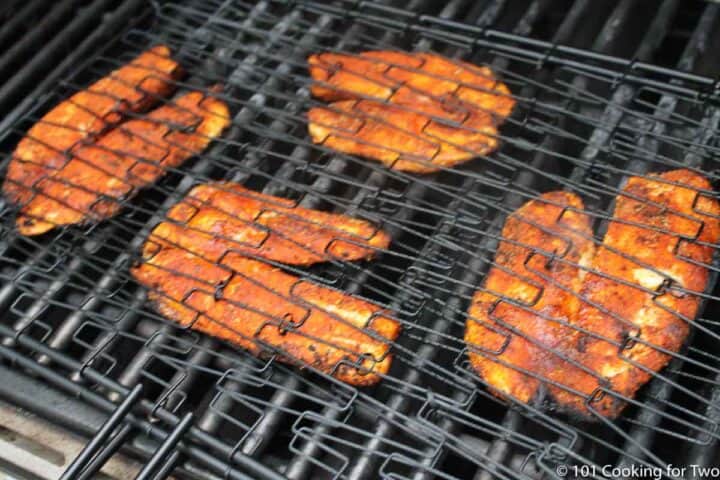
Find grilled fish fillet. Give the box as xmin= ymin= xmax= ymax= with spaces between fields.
xmin=567 ymin=169 xmax=720 ymax=417
xmin=308 ymin=51 xmax=515 ymax=118
xmin=465 ymin=192 xmax=595 ymax=405
xmin=308 ymin=100 xmax=498 ymax=173
xmin=16 ymin=91 xmax=231 ymax=235
xmin=4 ymin=46 xmax=181 ymax=207
xmin=466 ymin=169 xmax=720 ymax=418
xmin=132 ymin=185 xmax=398 ymax=385
xmin=307 ymin=51 xmax=514 ymax=173
xmin=145 ymin=182 xmax=390 ymax=265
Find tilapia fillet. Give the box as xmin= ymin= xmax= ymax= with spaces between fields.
xmin=307 ymin=50 xmax=514 ymax=173
xmin=4 ymin=46 xmax=181 ymax=207
xmin=133 ymin=184 xmax=399 ymax=386
xmin=16 ymin=90 xmax=230 ymax=235
xmin=144 ymin=182 xmax=391 ymax=266
xmin=465 ymin=192 xmax=596 ymax=406
xmin=571 ymin=169 xmax=720 ymax=417
xmin=466 ymin=169 xmax=720 ymax=418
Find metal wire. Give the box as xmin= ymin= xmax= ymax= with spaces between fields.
xmin=1 ymin=0 xmax=720 ymax=479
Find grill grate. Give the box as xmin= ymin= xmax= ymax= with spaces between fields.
xmin=0 ymin=0 xmax=148 ymax=132
xmin=1 ymin=1 xmax=720 ymax=479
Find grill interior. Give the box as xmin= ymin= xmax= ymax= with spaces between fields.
xmin=1 ymin=1 xmax=720 ymax=479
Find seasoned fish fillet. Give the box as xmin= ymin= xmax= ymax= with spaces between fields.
xmin=466 ymin=169 xmax=720 ymax=418
xmin=5 ymin=46 xmax=181 ymax=207
xmin=307 ymin=51 xmax=514 ymax=173
xmin=308 ymin=51 xmax=515 ymax=118
xmin=132 ymin=186 xmax=399 ymax=385
xmin=16 ymin=91 xmax=230 ymax=235
xmin=308 ymin=100 xmax=498 ymax=173
xmin=145 ymin=182 xmax=390 ymax=265
xmin=465 ymin=192 xmax=595 ymax=405
xmin=567 ymin=169 xmax=720 ymax=417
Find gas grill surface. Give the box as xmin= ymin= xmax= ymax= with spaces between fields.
xmin=1 ymin=1 xmax=720 ymax=479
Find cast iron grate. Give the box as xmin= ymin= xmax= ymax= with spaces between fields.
xmin=0 ymin=1 xmax=720 ymax=479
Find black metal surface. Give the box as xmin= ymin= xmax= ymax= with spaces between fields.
xmin=134 ymin=412 xmax=193 ymax=480
xmin=0 ymin=362 xmax=108 ymax=436
xmin=0 ymin=0 xmax=147 ymax=119
xmin=60 ymin=384 xmax=143 ymax=480
xmin=0 ymin=1 xmax=719 ymax=479
xmin=0 ymin=331 xmax=281 ymax=480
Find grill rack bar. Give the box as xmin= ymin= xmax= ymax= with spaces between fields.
xmin=224 ymin=1 xmax=418 ymax=472
xmin=463 ymin=0 xmax=677 ymax=475
xmin=200 ymin=4 xmax=473 ymax=474
xmin=336 ymin=2 xmax=561 ymax=478
xmin=304 ymin=0 xmax=720 ymax=93
xmin=134 ymin=411 xmax=194 ymax=480
xmin=0 ymin=0 xmax=147 ymax=126
xmin=4 ymin=1 xmax=720 ymax=478
xmin=168 ymin=2 xmax=389 ymax=467
xmin=105 ymin=0 xmax=307 ymax=402
xmin=614 ymin=2 xmax=720 ymax=471
xmin=60 ymin=383 xmax=143 ymax=480
xmin=0 ymin=0 xmax=324 ymax=476
xmin=0 ymin=320 xmax=285 ymax=480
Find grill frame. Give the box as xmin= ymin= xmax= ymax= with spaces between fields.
xmin=0 ymin=1 xmax=720 ymax=479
